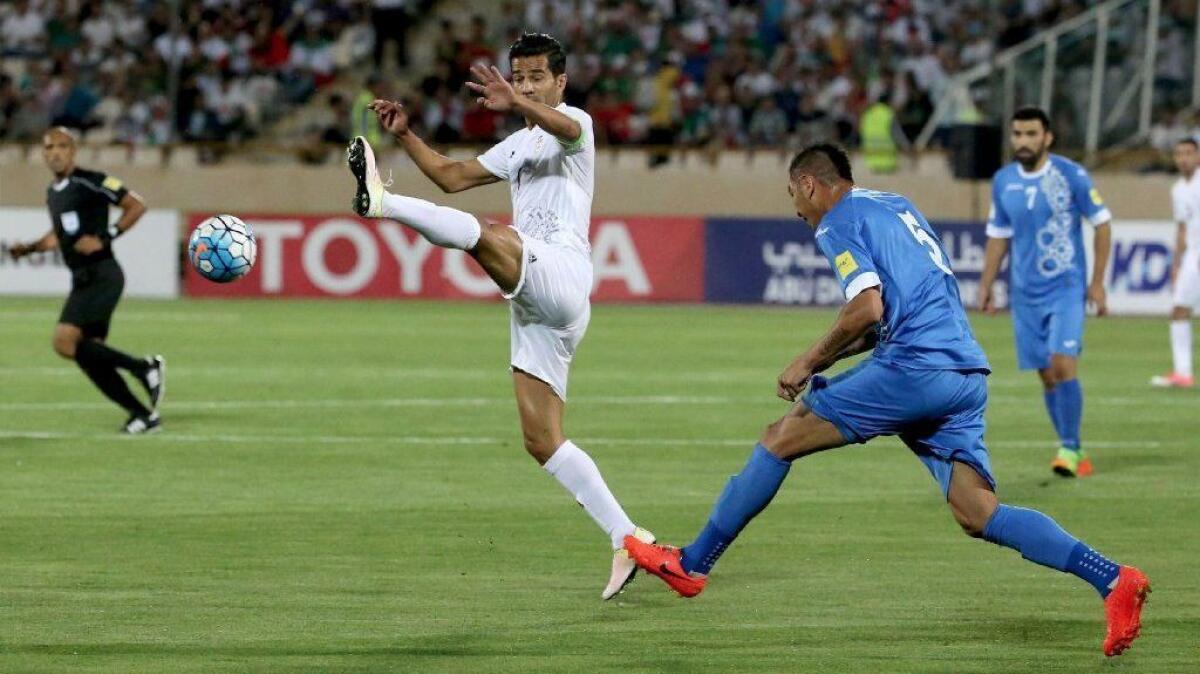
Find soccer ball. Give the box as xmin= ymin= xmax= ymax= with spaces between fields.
xmin=189 ymin=215 xmax=257 ymax=283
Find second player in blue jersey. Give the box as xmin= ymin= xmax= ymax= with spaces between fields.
xmin=619 ymin=144 xmax=1147 ymax=658
xmin=979 ymin=107 xmax=1112 ymax=478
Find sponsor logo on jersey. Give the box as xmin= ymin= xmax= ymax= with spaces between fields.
xmin=102 ymin=176 xmax=124 ymax=191
xmin=835 ymin=251 xmax=858 ymax=278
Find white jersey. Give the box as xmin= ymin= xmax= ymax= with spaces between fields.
xmin=477 ymin=103 xmax=595 ymax=256
xmin=1171 ymin=171 xmax=1200 ymax=250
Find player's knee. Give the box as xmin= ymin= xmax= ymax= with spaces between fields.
xmin=955 ymin=512 xmax=988 ymax=538
xmin=759 ymin=422 xmax=789 ymax=456
xmin=520 ymin=432 xmax=559 ymax=464
xmin=52 ymin=335 xmax=77 ymax=359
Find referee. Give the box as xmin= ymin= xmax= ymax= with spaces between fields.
xmin=8 ymin=127 xmax=165 ymax=434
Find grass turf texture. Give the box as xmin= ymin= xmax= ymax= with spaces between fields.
xmin=0 ymin=297 xmax=1196 ymax=673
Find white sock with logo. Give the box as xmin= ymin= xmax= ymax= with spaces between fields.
xmin=1170 ymin=320 xmax=1193 ymax=377
xmin=543 ymin=440 xmax=637 ymax=550
xmin=381 ymin=193 xmax=481 ymax=250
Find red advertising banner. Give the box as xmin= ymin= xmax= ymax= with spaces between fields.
xmin=184 ymin=214 xmax=704 ymax=302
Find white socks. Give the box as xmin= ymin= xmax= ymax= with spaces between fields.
xmin=543 ymin=440 xmax=637 ymax=549
xmin=1171 ymin=320 xmax=1193 ymax=377
xmin=381 ymin=192 xmax=482 ymax=250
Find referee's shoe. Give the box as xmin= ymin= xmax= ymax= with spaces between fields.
xmin=139 ymin=355 xmax=166 ymax=412
xmin=122 ymin=412 xmax=161 ymax=435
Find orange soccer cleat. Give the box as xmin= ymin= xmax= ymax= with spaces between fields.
xmin=1149 ymin=372 xmax=1195 ymax=388
xmin=1103 ymin=566 xmax=1151 ymax=657
xmin=623 ymin=535 xmax=707 ymax=598
xmin=1051 ymin=448 xmax=1093 ymax=477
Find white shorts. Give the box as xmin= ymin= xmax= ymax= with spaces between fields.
xmin=1173 ymin=250 xmax=1200 ymax=308
xmin=504 ymin=234 xmax=592 ymax=400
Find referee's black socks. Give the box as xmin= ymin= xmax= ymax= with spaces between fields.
xmin=76 ymin=339 xmax=151 ymax=375
xmin=76 ymin=362 xmax=151 ymax=417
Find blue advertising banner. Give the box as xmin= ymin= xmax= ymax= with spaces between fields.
xmin=704 ymin=218 xmax=1010 ymax=307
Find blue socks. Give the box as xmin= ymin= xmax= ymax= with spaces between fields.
xmin=1042 ymin=386 xmax=1063 ymax=439
xmin=983 ymin=504 xmax=1120 ymax=597
xmin=1055 ymin=378 xmax=1083 ymax=450
xmin=681 ymin=444 xmax=791 ymax=575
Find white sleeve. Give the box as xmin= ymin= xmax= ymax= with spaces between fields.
xmin=477 ymin=134 xmax=515 ymax=181
xmin=557 ymin=106 xmax=593 ymax=156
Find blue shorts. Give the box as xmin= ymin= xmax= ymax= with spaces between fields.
xmin=1011 ymin=290 xmax=1085 ymax=370
xmin=801 ymin=359 xmax=995 ymax=499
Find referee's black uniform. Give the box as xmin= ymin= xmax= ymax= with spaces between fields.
xmin=48 ymin=168 xmax=128 ymax=338
xmin=44 ymin=167 xmax=164 ymax=433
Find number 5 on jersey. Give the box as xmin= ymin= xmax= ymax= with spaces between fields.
xmin=899 ymin=211 xmax=952 ymax=275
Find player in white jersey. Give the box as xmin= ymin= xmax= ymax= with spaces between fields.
xmin=1151 ymin=137 xmax=1200 ymax=388
xmin=345 ymin=33 xmax=652 ymax=599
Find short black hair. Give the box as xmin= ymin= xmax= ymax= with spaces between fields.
xmin=509 ymin=32 xmax=566 ymax=76
xmin=1012 ymin=106 xmax=1052 ymax=131
xmin=789 ymin=143 xmax=854 ymax=185
xmin=1177 ymin=136 xmax=1199 ymax=149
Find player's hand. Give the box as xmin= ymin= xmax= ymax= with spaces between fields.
xmin=369 ymin=99 xmax=410 ymax=138
xmin=465 ymin=64 xmax=518 ymax=113
xmin=73 ymin=235 xmax=103 ymax=255
xmin=777 ymin=357 xmax=814 ymax=402
xmin=978 ymin=284 xmax=997 ymax=314
xmin=1088 ymin=283 xmax=1108 ymax=317
xmin=8 ymin=242 xmax=35 ymax=260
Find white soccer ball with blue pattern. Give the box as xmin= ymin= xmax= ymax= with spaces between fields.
xmin=189 ymin=215 xmax=256 ymax=283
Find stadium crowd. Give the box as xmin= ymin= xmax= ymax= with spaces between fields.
xmin=0 ymin=0 xmax=429 ymax=146
xmin=402 ymin=0 xmax=1119 ymax=151
xmin=2 ymin=0 xmax=1196 ymax=155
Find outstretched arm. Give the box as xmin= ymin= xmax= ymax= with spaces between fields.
xmin=369 ymin=99 xmax=500 ymax=194
xmin=8 ymin=230 xmax=57 ymax=259
xmin=777 ymin=288 xmax=884 ymax=401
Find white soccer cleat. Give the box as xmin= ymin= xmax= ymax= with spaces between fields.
xmin=602 ymin=526 xmax=655 ymax=600
xmin=347 ymin=136 xmax=387 ymax=218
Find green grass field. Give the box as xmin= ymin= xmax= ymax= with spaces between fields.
xmin=0 ymin=297 xmax=1196 ymax=673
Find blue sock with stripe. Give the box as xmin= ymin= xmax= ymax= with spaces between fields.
xmin=680 ymin=444 xmax=790 ymax=575
xmin=1055 ymin=379 xmax=1083 ymax=450
xmin=983 ymin=504 xmax=1120 ymax=597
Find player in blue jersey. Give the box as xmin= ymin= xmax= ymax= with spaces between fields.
xmin=623 ymin=145 xmax=1148 ymax=657
xmin=979 ymin=107 xmax=1112 ymax=478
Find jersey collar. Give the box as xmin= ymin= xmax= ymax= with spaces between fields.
xmin=1016 ymin=159 xmax=1052 ymax=179
xmin=51 ymin=178 xmax=70 ymax=191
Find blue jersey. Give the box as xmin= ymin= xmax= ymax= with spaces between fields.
xmin=987 ymin=154 xmax=1111 ymax=300
xmin=815 ymin=189 xmax=990 ymax=373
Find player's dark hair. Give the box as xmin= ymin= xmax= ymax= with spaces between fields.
xmin=1012 ymin=106 xmax=1052 ymax=131
xmin=1177 ymin=137 xmax=1199 ymax=149
xmin=789 ymin=143 xmax=854 ymax=185
xmin=509 ymin=32 xmax=567 ymax=76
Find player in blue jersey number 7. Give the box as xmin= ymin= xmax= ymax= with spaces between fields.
xmin=623 ymin=144 xmax=1148 ymax=657
xmin=979 ymin=107 xmax=1113 ymax=478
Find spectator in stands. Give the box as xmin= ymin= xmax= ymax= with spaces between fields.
xmin=2 ymin=0 xmax=46 ymax=57
xmin=351 ymin=74 xmax=388 ymax=146
xmin=372 ymin=0 xmax=410 ymax=70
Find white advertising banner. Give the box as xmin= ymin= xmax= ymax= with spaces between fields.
xmin=1103 ymin=220 xmax=1175 ymax=316
xmin=0 ymin=207 xmax=179 ymax=298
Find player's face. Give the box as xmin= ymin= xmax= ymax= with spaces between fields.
xmin=511 ymin=55 xmax=566 ymax=107
xmin=42 ymin=132 xmax=76 ymax=176
xmin=1010 ymin=120 xmax=1052 ymax=168
xmin=1173 ymin=141 xmax=1198 ymax=174
xmin=787 ymin=175 xmax=818 ymax=224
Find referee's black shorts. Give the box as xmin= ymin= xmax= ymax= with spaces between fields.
xmin=59 ymin=258 xmax=124 ymax=340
